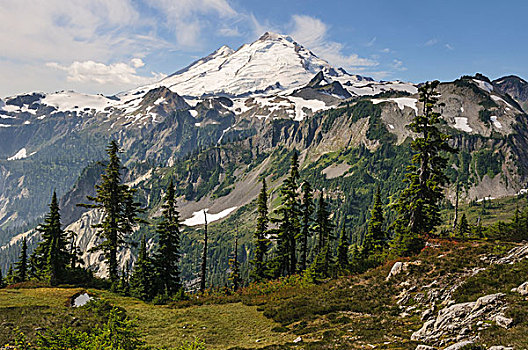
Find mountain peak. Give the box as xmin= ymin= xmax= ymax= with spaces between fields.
xmin=258 ymin=31 xmax=294 ymax=43
xmin=214 ymin=45 xmax=235 ymax=57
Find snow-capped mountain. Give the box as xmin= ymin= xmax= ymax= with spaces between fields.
xmin=129 ymin=32 xmax=347 ymax=97
xmin=127 ymin=31 xmax=416 ymax=99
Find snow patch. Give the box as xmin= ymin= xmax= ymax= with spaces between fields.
xmin=189 ymin=110 xmax=198 ymax=117
xmin=154 ymin=97 xmax=166 ymax=105
xmin=183 ymin=207 xmax=238 ymax=226
xmin=288 ymin=96 xmax=329 ymax=121
xmin=42 ymin=91 xmax=114 ymax=112
xmin=490 ymin=116 xmax=502 ymax=128
xmin=454 ymin=117 xmax=472 ymax=132
xmin=473 ymin=79 xmax=493 ymax=93
xmin=7 ymin=148 xmax=27 ymax=160
xmin=372 ymin=97 xmax=418 ymax=113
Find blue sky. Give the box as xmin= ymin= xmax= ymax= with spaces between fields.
xmin=0 ymin=0 xmax=526 ymax=97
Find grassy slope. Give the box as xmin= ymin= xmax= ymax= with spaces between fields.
xmin=0 ymin=287 xmax=293 ymax=349
xmin=1 ymin=240 xmax=528 ymax=349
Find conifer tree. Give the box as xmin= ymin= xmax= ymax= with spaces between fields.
xmin=31 ymin=192 xmax=71 ymax=284
xmin=153 ymin=180 xmax=181 ymax=297
xmin=311 ymin=242 xmax=332 ymax=280
xmin=6 ymin=265 xmax=15 ymax=285
xmin=315 ymin=191 xmax=334 ymax=253
xmin=337 ymin=226 xmax=349 ymax=271
xmin=130 ymin=235 xmax=152 ymax=301
xmin=81 ymin=140 xmax=142 ymax=282
xmin=363 ymin=186 xmax=386 ymax=258
xmin=15 ymin=238 xmax=28 ymax=283
xmin=117 ymin=267 xmax=130 ymax=296
xmin=298 ymin=181 xmax=314 ymax=272
xmin=200 ymin=210 xmax=208 ymax=293
xmin=273 ymin=150 xmax=300 ymax=276
xmin=391 ymin=81 xmax=456 ymax=256
xmin=251 ymin=178 xmax=270 ymax=282
xmin=229 ymin=235 xmax=241 ymax=292
xmin=0 ymin=268 xmax=4 ymax=288
xmin=456 ymin=213 xmax=470 ymax=239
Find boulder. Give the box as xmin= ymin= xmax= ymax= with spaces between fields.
xmin=494 ymin=315 xmax=514 ymax=329
xmin=416 ymin=345 xmax=436 ymax=350
xmin=443 ymin=341 xmax=474 ymax=350
xmin=387 ymin=262 xmax=406 ymax=280
xmin=411 ymin=293 xmax=505 ymax=345
xmin=511 ymin=281 xmax=528 ymax=296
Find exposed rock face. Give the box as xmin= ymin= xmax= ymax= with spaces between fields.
xmin=443 ymin=340 xmax=474 ymax=350
xmin=387 ymin=261 xmax=406 ymax=280
xmin=411 ymin=293 xmax=506 ymax=346
xmin=511 ymin=281 xmax=528 ymax=296
xmin=493 ymin=244 xmax=528 ymax=264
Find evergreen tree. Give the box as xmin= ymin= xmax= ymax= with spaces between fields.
xmin=273 ymin=150 xmax=300 ymax=276
xmin=117 ymin=267 xmax=130 ymax=296
xmin=337 ymin=226 xmax=349 ymax=272
xmin=6 ymin=265 xmax=15 ymax=285
xmin=251 ymin=178 xmax=270 ymax=282
xmin=363 ymin=186 xmax=386 ymax=258
xmin=229 ymin=235 xmax=241 ymax=292
xmin=315 ymin=191 xmax=334 ymax=253
xmin=311 ymin=242 xmax=332 ymax=280
xmin=456 ymin=213 xmax=470 ymax=239
xmin=31 ymin=192 xmax=71 ymax=284
xmin=81 ymin=141 xmax=142 ymax=282
xmin=153 ymin=180 xmax=181 ymax=297
xmin=391 ymin=81 xmax=456 ymax=256
xmin=0 ymin=268 xmax=4 ymax=288
xmin=298 ymin=181 xmax=314 ymax=272
xmin=15 ymin=238 xmax=28 ymax=283
xmin=200 ymin=210 xmax=208 ymax=293
xmin=130 ymin=235 xmax=153 ymax=301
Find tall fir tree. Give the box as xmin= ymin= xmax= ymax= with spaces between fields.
xmin=153 ymin=180 xmax=181 ymax=297
xmin=362 ymin=186 xmax=386 ymax=258
xmin=298 ymin=181 xmax=314 ymax=272
xmin=200 ymin=210 xmax=208 ymax=293
xmin=6 ymin=265 xmax=15 ymax=285
xmin=251 ymin=178 xmax=270 ymax=282
xmin=391 ymin=81 xmax=456 ymax=256
xmin=337 ymin=226 xmax=349 ymax=272
xmin=81 ymin=140 xmax=142 ymax=282
xmin=0 ymin=268 xmax=4 ymax=288
xmin=456 ymin=213 xmax=470 ymax=239
xmin=130 ymin=235 xmax=153 ymax=301
xmin=229 ymin=234 xmax=241 ymax=292
xmin=31 ymin=192 xmax=71 ymax=284
xmin=315 ymin=191 xmax=334 ymax=253
xmin=15 ymin=238 xmax=28 ymax=283
xmin=273 ymin=150 xmax=300 ymax=277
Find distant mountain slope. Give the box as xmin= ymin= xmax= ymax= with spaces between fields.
xmin=493 ymin=75 xmax=528 ymax=112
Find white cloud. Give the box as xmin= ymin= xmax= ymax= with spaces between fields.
xmin=424 ymin=39 xmax=438 ymax=47
xmin=445 ymin=43 xmax=455 ymax=50
xmin=46 ymin=59 xmax=166 ymax=86
xmin=219 ymin=26 xmax=242 ymax=37
xmin=145 ymin=0 xmax=238 ymax=47
xmin=391 ymin=59 xmax=407 ymax=71
xmin=288 ymin=15 xmax=378 ymax=69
